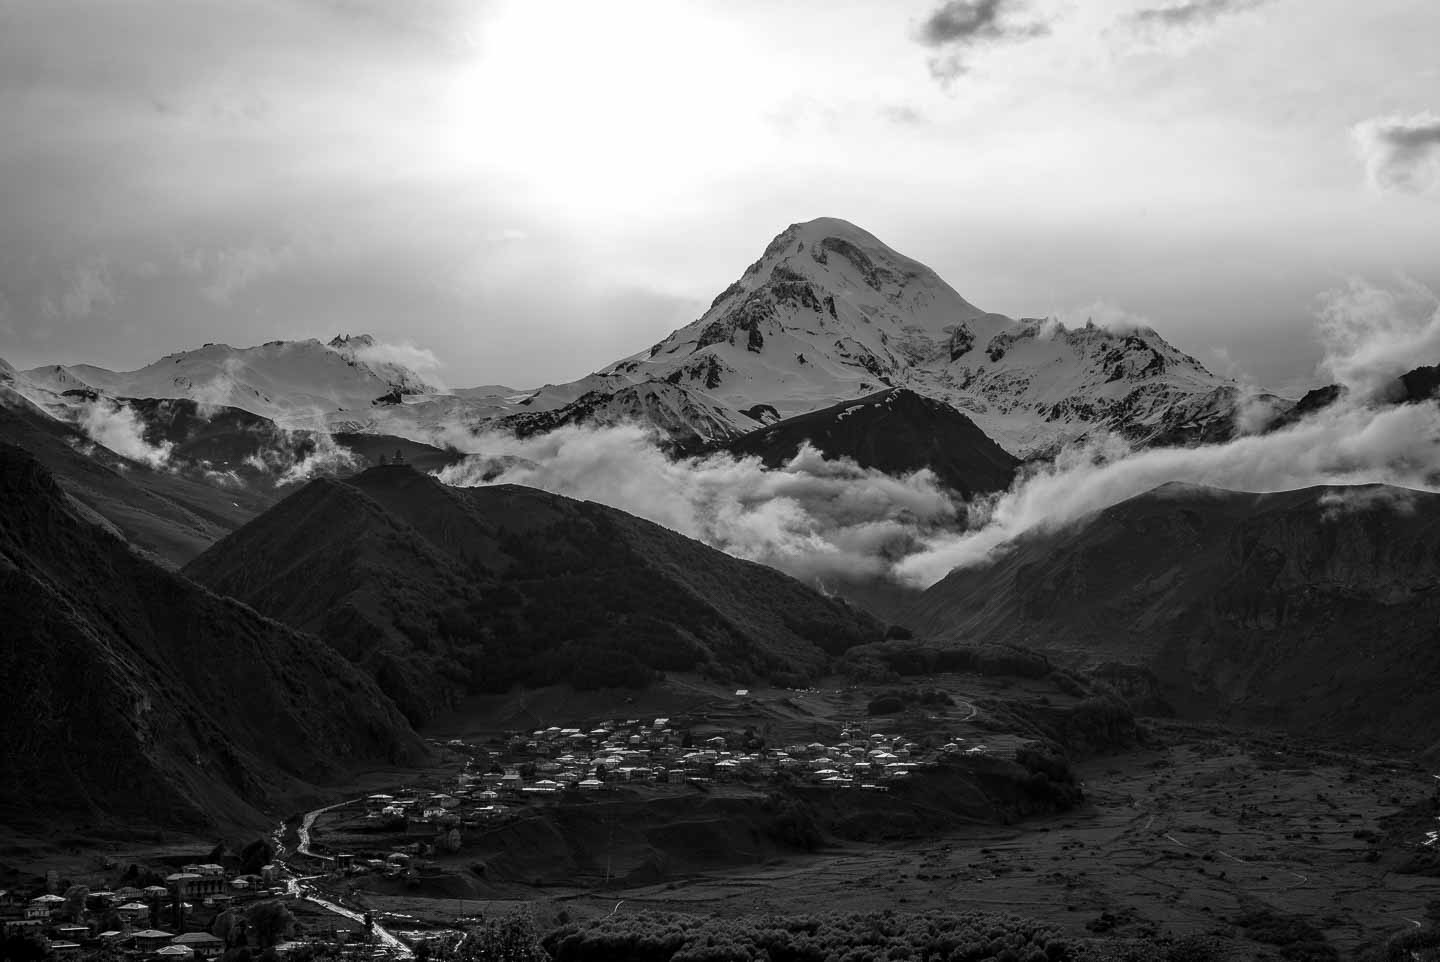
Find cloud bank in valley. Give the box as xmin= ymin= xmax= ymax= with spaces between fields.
xmin=893 ymin=401 xmax=1440 ymax=585
xmin=428 ymin=276 xmax=1440 ymax=591
xmin=435 ymin=427 xmax=959 ymax=584
xmin=893 ymin=277 xmax=1440 ymax=585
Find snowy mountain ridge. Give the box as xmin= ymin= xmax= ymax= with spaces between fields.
xmin=21 ymin=334 xmax=443 ymax=427
xmin=574 ymin=217 xmax=1248 ymax=454
xmin=12 ymin=217 xmax=1267 ymax=456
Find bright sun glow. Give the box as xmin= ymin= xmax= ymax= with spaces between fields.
xmin=445 ymin=0 xmax=779 ymax=218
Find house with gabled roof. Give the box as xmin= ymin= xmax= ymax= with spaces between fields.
xmin=131 ymin=928 xmax=175 ymax=952
xmin=172 ymin=931 xmax=225 ymax=957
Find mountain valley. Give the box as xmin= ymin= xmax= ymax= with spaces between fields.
xmin=4 ymin=216 xmax=1440 ymax=961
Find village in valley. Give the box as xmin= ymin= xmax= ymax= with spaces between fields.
xmin=0 ymin=859 xmax=337 ymax=961
xmin=303 ymin=710 xmax=990 ymax=881
xmin=1 ymin=692 xmax=998 ymax=962
xmin=8 ymin=674 xmax=1440 ymax=961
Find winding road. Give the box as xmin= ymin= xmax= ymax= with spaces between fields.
xmin=278 ymin=800 xmax=414 ymax=958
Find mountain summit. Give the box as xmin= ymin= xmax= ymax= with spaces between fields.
xmin=507 ymin=218 xmax=1246 ymax=454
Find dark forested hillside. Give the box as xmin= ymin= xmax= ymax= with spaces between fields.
xmin=0 ymin=443 xmax=427 ymax=833
xmin=0 ymin=385 xmax=277 ymax=565
xmin=909 ymin=481 xmax=1440 ymax=748
xmin=185 ymin=465 xmax=882 ymax=725
xmin=718 ymin=387 xmax=1020 ymax=497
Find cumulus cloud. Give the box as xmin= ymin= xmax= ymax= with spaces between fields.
xmin=434 ymin=425 xmax=960 ymax=584
xmin=1128 ymin=0 xmax=1269 ymax=29
xmin=79 ymin=397 xmax=174 ymax=469
xmin=914 ymin=0 xmax=1050 ymax=84
xmin=1353 ymin=112 xmax=1440 ymax=195
xmin=1317 ymin=276 xmax=1440 ymax=400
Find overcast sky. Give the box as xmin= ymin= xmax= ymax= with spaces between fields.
xmin=1 ymin=0 xmax=1438 ymax=393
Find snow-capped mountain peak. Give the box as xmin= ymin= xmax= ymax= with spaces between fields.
xmin=578 ymin=218 xmax=1242 ymax=454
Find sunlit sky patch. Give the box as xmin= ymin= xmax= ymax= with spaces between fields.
xmin=1 ymin=0 xmax=1437 ymax=393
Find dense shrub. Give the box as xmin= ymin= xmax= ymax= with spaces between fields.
xmin=540 ymin=910 xmax=1074 ymax=962
xmin=1234 ymin=910 xmax=1336 ymax=961
xmin=867 ymin=694 xmax=905 ymax=716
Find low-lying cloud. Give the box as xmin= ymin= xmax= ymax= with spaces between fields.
xmin=1353 ymin=112 xmax=1440 ymax=195
xmin=260 ymin=427 xmax=364 ymax=487
xmin=894 ymin=400 xmax=1440 ymax=585
xmin=429 ymin=390 xmax=1440 ymax=591
xmin=422 ymin=275 xmax=1440 ymax=594
xmin=349 ymin=340 xmax=443 ymax=379
xmin=327 ymin=335 xmax=447 ymax=393
xmin=78 ymin=397 xmax=174 ymax=470
xmin=1317 ymin=276 xmax=1440 ymax=400
xmin=435 ymin=427 xmax=959 ymax=584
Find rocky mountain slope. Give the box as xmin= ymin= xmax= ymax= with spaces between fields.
xmin=565 ymin=217 xmax=1252 ymax=455
xmin=0 ymin=444 xmax=427 ymax=833
xmin=184 ymin=465 xmax=882 ymax=725
xmin=717 ymin=387 xmax=1020 ymax=498
xmin=0 ymin=376 xmax=278 ymax=565
xmin=907 ymin=481 xmax=1440 ymax=749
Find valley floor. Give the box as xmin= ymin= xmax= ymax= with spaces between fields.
xmin=541 ymin=728 xmax=1432 ymax=954
xmin=294 ymin=679 xmax=1438 ymax=959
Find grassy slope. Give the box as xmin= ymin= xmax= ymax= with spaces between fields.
xmin=185 ymin=467 xmax=883 ymax=725
xmin=908 ymin=482 xmax=1440 ymax=747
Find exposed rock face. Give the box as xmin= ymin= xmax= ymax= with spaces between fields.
xmin=496 ymin=381 xmax=766 ymax=450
